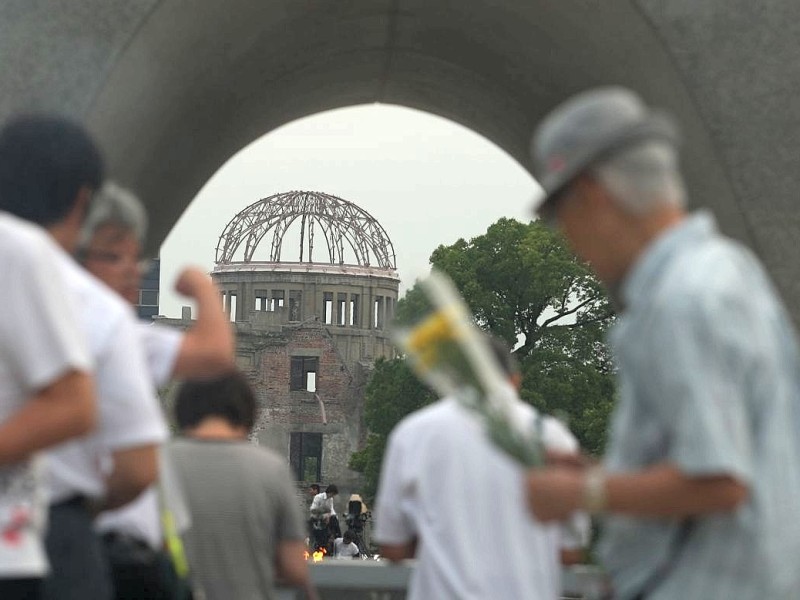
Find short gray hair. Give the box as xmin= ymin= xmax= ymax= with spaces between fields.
xmin=80 ymin=181 xmax=148 ymax=248
xmin=591 ymin=141 xmax=686 ymax=214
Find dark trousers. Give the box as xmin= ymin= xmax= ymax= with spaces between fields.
xmin=103 ymin=532 xmax=189 ymax=600
xmin=0 ymin=578 xmax=42 ymax=599
xmin=42 ymin=497 xmax=113 ymax=600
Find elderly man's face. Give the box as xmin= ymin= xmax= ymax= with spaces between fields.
xmin=83 ymin=224 xmax=147 ymax=305
xmin=553 ymin=177 xmax=623 ymax=285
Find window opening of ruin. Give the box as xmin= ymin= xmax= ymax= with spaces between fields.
xmin=227 ymin=292 xmax=237 ymax=322
xmin=349 ymin=294 xmax=359 ymax=327
xmin=323 ymin=292 xmax=333 ymax=324
xmin=269 ymin=290 xmax=285 ymax=312
xmin=373 ymin=296 xmax=384 ymax=329
xmin=289 ymin=290 xmax=302 ymax=321
xmin=337 ymin=293 xmax=347 ymax=326
xmin=385 ymin=296 xmax=394 ymax=323
xmin=306 ymin=371 xmax=316 ymax=393
xmin=290 ymin=432 xmax=322 ymax=482
xmin=290 ymin=356 xmax=319 ymax=391
xmin=255 ymin=289 xmax=268 ymax=311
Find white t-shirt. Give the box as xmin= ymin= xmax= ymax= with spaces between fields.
xmin=333 ymin=538 xmax=359 ymax=558
xmin=137 ymin=323 xmax=183 ymax=390
xmin=374 ymin=397 xmax=589 ymax=600
xmin=44 ymin=252 xmax=168 ymax=504
xmin=0 ymin=214 xmax=92 ymax=577
xmin=96 ymin=323 xmax=183 ymax=549
xmin=310 ymin=492 xmax=336 ymax=517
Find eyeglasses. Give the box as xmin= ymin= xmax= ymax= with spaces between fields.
xmin=81 ymin=250 xmax=153 ymax=273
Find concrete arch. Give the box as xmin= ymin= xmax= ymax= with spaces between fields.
xmin=3 ymin=1 xmax=800 ymax=316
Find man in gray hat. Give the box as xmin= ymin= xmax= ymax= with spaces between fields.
xmin=525 ymin=87 xmax=800 ymax=599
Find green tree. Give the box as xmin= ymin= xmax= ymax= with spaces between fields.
xmin=349 ymin=357 xmax=435 ymax=499
xmin=427 ymin=218 xmax=615 ymax=453
xmin=428 ymin=218 xmax=611 ymax=356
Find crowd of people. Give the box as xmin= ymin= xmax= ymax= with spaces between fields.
xmin=1 ymin=84 xmax=800 ymax=600
xmin=0 ymin=115 xmax=310 ymax=600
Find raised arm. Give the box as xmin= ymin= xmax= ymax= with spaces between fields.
xmin=171 ymin=267 xmax=235 ymax=378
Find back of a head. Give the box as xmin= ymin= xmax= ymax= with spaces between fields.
xmin=0 ymin=114 xmax=104 ymax=226
xmin=326 ymin=484 xmax=338 ymax=496
xmin=487 ymin=336 xmax=520 ymax=382
xmin=79 ymin=181 xmax=148 ymax=250
xmin=175 ymin=371 xmax=257 ymax=432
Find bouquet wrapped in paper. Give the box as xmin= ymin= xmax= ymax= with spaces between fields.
xmin=392 ymin=270 xmax=544 ymax=467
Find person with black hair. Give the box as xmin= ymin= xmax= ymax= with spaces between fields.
xmin=374 ymin=336 xmax=588 ymax=600
xmin=333 ymin=530 xmax=360 ymax=559
xmin=0 ymin=183 xmax=97 ymax=599
xmin=309 ymin=484 xmax=340 ymax=551
xmin=0 ymin=114 xmax=167 ymax=600
xmin=309 ymin=484 xmax=338 ymax=521
xmin=305 ymin=483 xmax=321 ymax=545
xmin=169 ymin=371 xmax=311 ymax=600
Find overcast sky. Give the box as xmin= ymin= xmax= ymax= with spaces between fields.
xmin=158 ymin=104 xmax=541 ymax=317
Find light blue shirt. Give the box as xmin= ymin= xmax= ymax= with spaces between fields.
xmin=599 ymin=212 xmax=800 ymax=600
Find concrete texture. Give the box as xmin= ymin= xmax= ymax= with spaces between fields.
xmin=3 ymin=1 xmax=799 ymax=318
xmin=274 ymin=561 xmax=605 ymax=599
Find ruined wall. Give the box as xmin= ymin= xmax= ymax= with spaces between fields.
xmin=204 ymin=264 xmax=399 ymax=511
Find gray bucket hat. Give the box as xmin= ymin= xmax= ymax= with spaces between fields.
xmin=530 ymin=87 xmax=679 ymax=216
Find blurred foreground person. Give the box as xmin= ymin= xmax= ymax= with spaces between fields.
xmin=78 ymin=182 xmax=234 ymax=599
xmin=526 ymin=87 xmax=800 ymax=599
xmin=374 ymin=340 xmax=588 ymax=600
xmin=0 ymin=212 xmax=96 ymax=599
xmin=0 ymin=115 xmax=167 ymax=600
xmin=170 ymin=372 xmax=312 ymax=600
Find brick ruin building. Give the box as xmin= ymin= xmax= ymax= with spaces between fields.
xmin=167 ymin=191 xmax=399 ymax=497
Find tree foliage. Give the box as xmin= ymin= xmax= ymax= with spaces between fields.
xmin=427 ymin=218 xmax=615 ymax=454
xmin=428 ymin=217 xmax=612 ymax=357
xmin=351 ymin=218 xmax=617 ymax=497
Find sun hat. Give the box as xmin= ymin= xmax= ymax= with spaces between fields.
xmin=530 ymin=87 xmax=679 ymax=216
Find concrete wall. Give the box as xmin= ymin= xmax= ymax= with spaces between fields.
xmin=4 ymin=1 xmax=800 ymax=319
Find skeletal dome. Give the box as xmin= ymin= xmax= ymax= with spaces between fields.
xmin=215 ymin=190 xmax=396 ymax=270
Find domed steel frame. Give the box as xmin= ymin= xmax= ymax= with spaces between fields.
xmin=215 ymin=191 xmax=397 ymax=269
